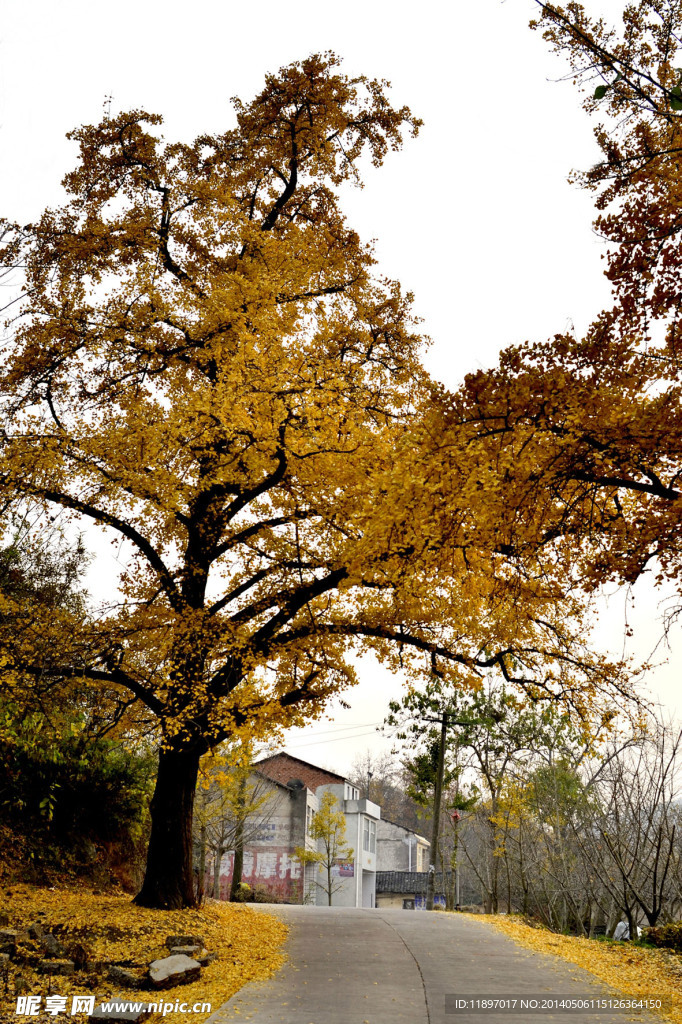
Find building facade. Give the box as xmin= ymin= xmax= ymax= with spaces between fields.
xmin=210 ymin=772 xmax=315 ymax=903
xmin=212 ymin=752 xmax=381 ymax=908
xmin=376 ymin=869 xmax=480 ymax=910
xmin=376 ymin=818 xmax=429 ymax=872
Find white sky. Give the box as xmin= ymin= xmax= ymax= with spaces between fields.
xmin=1 ymin=0 xmax=679 ymax=775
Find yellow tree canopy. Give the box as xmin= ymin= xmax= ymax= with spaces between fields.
xmin=448 ymin=3 xmax=682 ymax=601
xmin=0 ymin=53 xmax=631 ymax=760
xmin=532 ymin=0 xmax=682 ymax=340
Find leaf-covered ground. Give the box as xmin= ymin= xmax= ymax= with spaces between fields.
xmin=0 ymin=883 xmax=287 ymax=1023
xmin=476 ymin=914 xmax=682 ymax=1024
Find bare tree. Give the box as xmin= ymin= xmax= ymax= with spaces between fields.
xmin=347 ymin=748 xmax=423 ymax=830
xmin=579 ymin=719 xmax=682 ymax=933
xmin=193 ymin=751 xmax=280 ymax=901
xmin=490 ymin=716 xmax=682 ymax=936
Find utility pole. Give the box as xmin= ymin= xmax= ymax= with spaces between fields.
xmin=423 ymin=672 xmax=481 ymax=911
xmin=425 ymin=710 xmax=448 ymax=911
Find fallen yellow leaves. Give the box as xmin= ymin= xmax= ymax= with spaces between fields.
xmin=1 ymin=884 xmax=287 ymax=1024
xmin=474 ymin=914 xmax=682 ymax=1024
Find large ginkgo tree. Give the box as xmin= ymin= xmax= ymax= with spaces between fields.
xmin=0 ymin=54 xmax=629 ymax=908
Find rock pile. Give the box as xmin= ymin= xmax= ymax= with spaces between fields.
xmin=0 ymin=918 xmax=218 ymax=1013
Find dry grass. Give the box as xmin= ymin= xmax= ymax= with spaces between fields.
xmin=474 ymin=914 xmax=682 ymax=1024
xmin=0 ymin=883 xmax=287 ymax=1023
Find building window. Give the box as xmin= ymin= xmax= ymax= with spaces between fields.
xmin=306 ymin=806 xmax=315 ymax=835
xmin=363 ymin=817 xmax=376 ymax=853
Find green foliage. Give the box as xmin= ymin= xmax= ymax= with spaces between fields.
xmin=0 ymin=528 xmax=156 ymax=884
xmin=0 ymin=529 xmax=89 ymax=702
xmin=0 ymin=702 xmax=155 ymax=872
xmin=405 ymin=739 xmax=457 ymax=808
xmin=525 ymin=761 xmax=594 ymax=826
xmin=390 ymin=674 xmax=587 ymax=802
xmin=0 ymin=530 xmax=87 ymax=614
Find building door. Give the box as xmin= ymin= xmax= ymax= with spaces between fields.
xmin=361 ymin=870 xmax=375 ymax=908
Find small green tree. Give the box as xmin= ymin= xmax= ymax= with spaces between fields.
xmin=389 ymin=675 xmax=595 ymax=912
xmin=295 ymin=791 xmax=354 ymax=906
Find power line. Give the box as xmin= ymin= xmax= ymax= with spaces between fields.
xmin=284 ymin=727 xmax=382 ymax=749
xmin=285 ymin=720 xmax=380 ymax=738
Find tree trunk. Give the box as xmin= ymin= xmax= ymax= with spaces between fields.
xmin=606 ymin=902 xmax=620 ymax=938
xmin=196 ymin=823 xmax=206 ymax=905
xmin=489 ymin=798 xmax=499 ymax=914
xmin=625 ymin=902 xmax=636 ymax=941
xmin=134 ymin=744 xmax=202 ymax=909
xmin=229 ymin=815 xmax=245 ymax=902
xmin=229 ymin=773 xmax=248 ymax=902
xmin=213 ymin=846 xmax=224 ymax=899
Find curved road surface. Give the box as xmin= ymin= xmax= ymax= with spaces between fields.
xmin=207 ymin=905 xmax=663 ymax=1024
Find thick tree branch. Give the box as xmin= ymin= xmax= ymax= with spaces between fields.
xmin=19 ymin=661 xmax=164 ymax=715
xmin=570 ymin=468 xmax=680 ymax=499
xmin=213 ymin=511 xmax=314 ymax=559
xmin=249 ymin=567 xmax=348 ymax=654
xmin=27 ymin=483 xmax=183 ymax=612
xmin=533 ymin=1 xmax=672 ymax=116
xmin=206 ymin=568 xmax=274 ymax=618
xmin=222 ymin=444 xmax=288 ymax=524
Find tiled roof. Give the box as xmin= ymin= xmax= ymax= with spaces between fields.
xmin=376 ymin=871 xmax=453 ymax=894
xmin=254 ymin=751 xmax=347 ymax=792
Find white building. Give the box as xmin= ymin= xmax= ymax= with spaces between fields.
xmin=376 ymin=818 xmax=429 ymax=872
xmin=214 ymin=752 xmax=381 ymax=908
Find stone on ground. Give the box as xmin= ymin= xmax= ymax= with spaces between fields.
xmin=165 ymin=935 xmax=204 ymax=949
xmin=37 ymin=959 xmax=75 ymax=975
xmin=148 ymin=954 xmax=201 ymax=989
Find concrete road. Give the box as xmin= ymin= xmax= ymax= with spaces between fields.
xmin=207 ymin=905 xmax=663 ymax=1024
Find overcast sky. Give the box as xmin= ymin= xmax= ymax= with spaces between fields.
xmin=2 ymin=0 xmax=678 ymax=774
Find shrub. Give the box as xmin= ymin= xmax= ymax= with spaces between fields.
xmin=253 ymin=885 xmax=275 ymax=903
xmin=231 ymin=882 xmax=252 ymax=903
xmin=0 ymin=705 xmax=155 ymax=883
xmin=643 ymin=923 xmax=682 ymax=952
